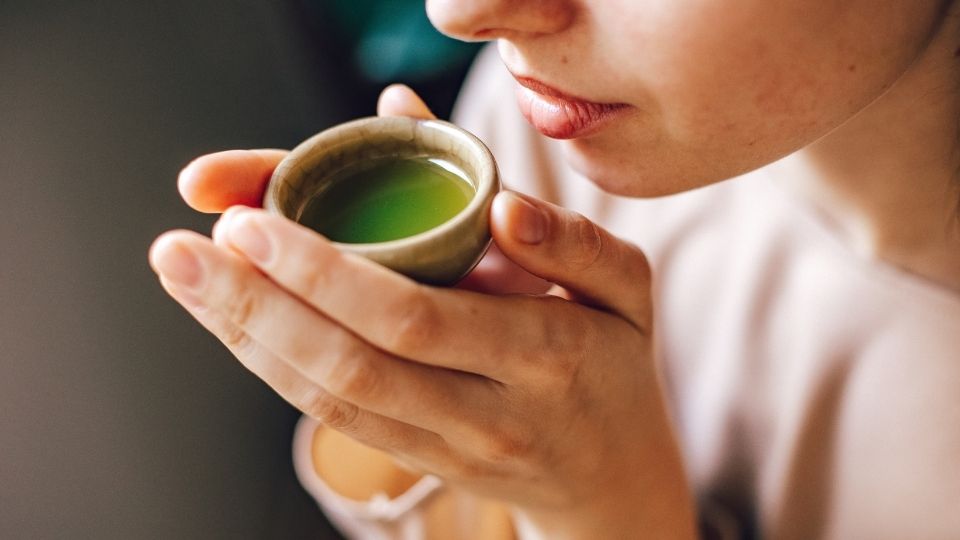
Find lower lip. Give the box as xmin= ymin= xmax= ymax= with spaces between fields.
xmin=515 ymin=86 xmax=631 ymax=140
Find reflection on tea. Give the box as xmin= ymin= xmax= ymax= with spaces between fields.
xmin=298 ymin=157 xmax=474 ymax=244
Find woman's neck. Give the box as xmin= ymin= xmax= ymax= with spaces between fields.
xmin=771 ymin=8 xmax=960 ymax=293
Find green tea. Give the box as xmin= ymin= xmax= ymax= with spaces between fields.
xmin=298 ymin=157 xmax=474 ymax=243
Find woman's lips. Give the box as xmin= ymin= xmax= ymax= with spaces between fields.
xmin=512 ymin=76 xmax=631 ymax=140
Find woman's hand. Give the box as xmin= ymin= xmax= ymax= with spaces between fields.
xmin=154 ymin=86 xmax=696 ymax=539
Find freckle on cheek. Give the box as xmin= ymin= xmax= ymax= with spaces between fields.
xmin=848 ymin=64 xmax=856 ymax=72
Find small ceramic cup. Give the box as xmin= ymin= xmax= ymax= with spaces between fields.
xmin=263 ymin=116 xmax=501 ymax=285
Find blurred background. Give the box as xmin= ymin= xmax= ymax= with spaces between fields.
xmin=0 ymin=1 xmax=479 ymax=538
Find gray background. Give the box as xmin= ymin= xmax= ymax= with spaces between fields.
xmin=0 ymin=1 xmax=359 ymax=537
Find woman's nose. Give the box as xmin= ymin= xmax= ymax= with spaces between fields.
xmin=426 ymin=0 xmax=575 ymax=41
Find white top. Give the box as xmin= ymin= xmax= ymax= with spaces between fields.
xmin=294 ymin=46 xmax=960 ymax=539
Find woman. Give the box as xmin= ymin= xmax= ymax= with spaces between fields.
xmin=151 ymin=0 xmax=960 ymax=537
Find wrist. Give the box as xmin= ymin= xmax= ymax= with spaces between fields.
xmin=513 ymin=482 xmax=698 ymax=540
xmin=513 ymin=413 xmax=698 ymax=540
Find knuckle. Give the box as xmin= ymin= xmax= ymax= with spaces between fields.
xmin=325 ymin=353 xmax=381 ymax=403
xmin=618 ymin=243 xmax=653 ymax=328
xmin=479 ymin=425 xmax=535 ymax=464
xmin=566 ymin=215 xmax=603 ymax=271
xmin=537 ymin=349 xmax=578 ymax=387
xmin=623 ymin=242 xmax=652 ymax=282
xmin=302 ymin=388 xmax=360 ymax=429
xmin=535 ymin=302 xmax=583 ymax=385
xmin=452 ymin=459 xmax=487 ymax=481
xmin=298 ymin=259 xmax=331 ymax=305
xmin=220 ymin=323 xmax=252 ymax=352
xmin=225 ymin=287 xmax=259 ymax=328
xmin=546 ymin=352 xmax=580 ymax=387
xmin=385 ymin=286 xmax=440 ymax=353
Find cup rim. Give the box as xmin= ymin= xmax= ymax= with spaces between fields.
xmin=264 ymin=116 xmax=499 ymax=253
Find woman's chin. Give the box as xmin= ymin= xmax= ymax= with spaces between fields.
xmin=562 ymin=140 xmax=715 ymax=198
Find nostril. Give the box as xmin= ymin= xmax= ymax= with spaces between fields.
xmin=473 ymin=28 xmax=499 ymax=40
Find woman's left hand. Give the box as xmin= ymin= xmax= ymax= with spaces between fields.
xmin=150 ymin=90 xmax=695 ymax=539
xmin=150 ymin=194 xmax=695 ymax=538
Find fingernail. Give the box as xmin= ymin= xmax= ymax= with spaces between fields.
xmin=510 ymin=193 xmax=546 ymax=244
xmin=229 ymin=215 xmax=273 ymax=264
xmin=153 ymin=240 xmax=204 ymax=290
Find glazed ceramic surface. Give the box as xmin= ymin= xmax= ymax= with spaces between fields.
xmin=264 ymin=116 xmax=500 ymax=285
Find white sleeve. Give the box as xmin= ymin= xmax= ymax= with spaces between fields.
xmin=292 ymin=416 xmax=444 ymax=540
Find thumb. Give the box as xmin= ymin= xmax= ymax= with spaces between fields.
xmin=490 ymin=191 xmax=653 ymax=330
xmin=377 ymin=84 xmax=436 ymax=119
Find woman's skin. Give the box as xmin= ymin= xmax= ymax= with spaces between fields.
xmin=427 ymin=0 xmax=960 ymax=290
xmin=151 ymin=0 xmax=960 ymax=537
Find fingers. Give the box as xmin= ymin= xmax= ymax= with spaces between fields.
xmin=214 ymin=207 xmax=568 ymax=382
xmin=158 ymin=276 xmax=448 ymax=463
xmin=490 ymin=191 xmax=653 ymax=330
xmin=178 ymin=149 xmax=288 ymax=213
xmin=377 ymin=84 xmax=437 ymax=119
xmin=150 ymin=229 xmax=495 ymax=438
xmin=456 ymin=244 xmax=552 ymax=295
xmin=159 ymin=264 xmax=535 ymax=483
xmin=178 ymin=85 xmax=432 ymax=214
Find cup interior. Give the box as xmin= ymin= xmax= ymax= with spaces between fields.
xmin=263 ymin=116 xmax=500 ymax=284
xmin=266 ymin=117 xmax=490 ymax=229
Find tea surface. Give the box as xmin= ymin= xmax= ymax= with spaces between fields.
xmin=298 ymin=157 xmax=474 ymax=243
